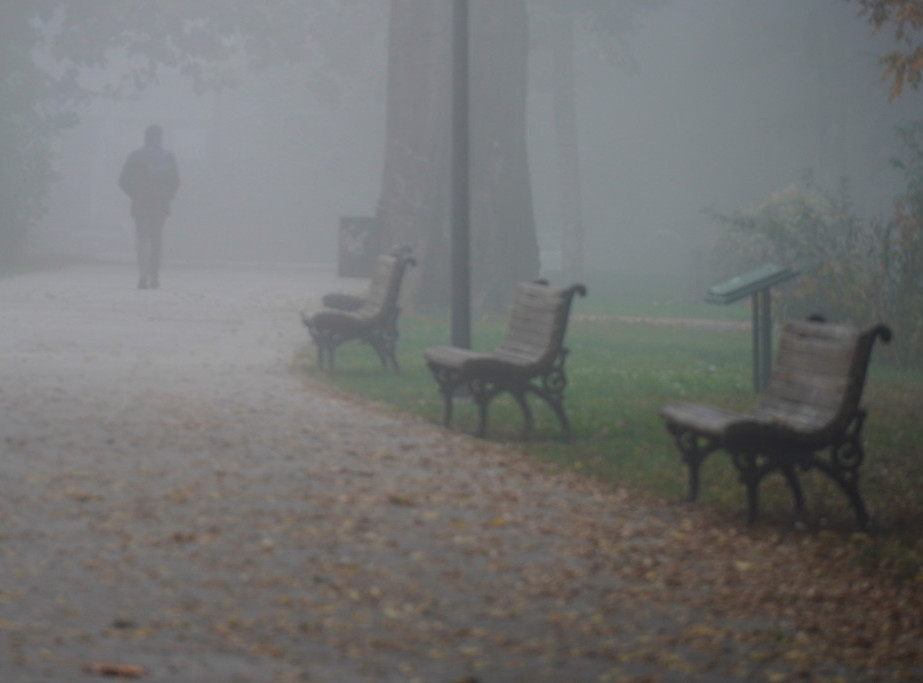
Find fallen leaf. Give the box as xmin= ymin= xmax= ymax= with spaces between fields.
xmin=84 ymin=662 xmax=148 ymax=678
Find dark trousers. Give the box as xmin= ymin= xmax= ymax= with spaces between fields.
xmin=134 ymin=213 xmax=166 ymax=285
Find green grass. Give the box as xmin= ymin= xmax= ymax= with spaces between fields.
xmin=575 ymin=268 xmax=753 ymax=320
xmin=296 ymin=281 xmax=923 ymax=579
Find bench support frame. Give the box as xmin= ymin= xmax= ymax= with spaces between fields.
xmin=430 ymin=347 xmax=572 ymax=438
xmin=306 ymin=307 xmax=402 ymax=373
xmin=424 ymin=281 xmax=586 ymax=439
xmin=666 ymin=409 xmax=870 ymax=528
xmin=302 ymin=248 xmax=415 ymax=374
xmin=661 ymin=320 xmax=890 ymax=529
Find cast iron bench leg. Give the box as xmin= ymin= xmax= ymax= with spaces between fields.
xmin=668 ymin=427 xmax=720 ymax=503
xmin=371 ymin=341 xmax=389 ymax=371
xmin=430 ymin=369 xmax=459 ymax=427
xmin=732 ymin=451 xmax=770 ymax=525
xmin=512 ymin=391 xmax=534 ymax=434
xmin=441 ymin=390 xmax=455 ymax=427
xmin=475 ymin=401 xmax=489 ymax=438
xmin=812 ymin=454 xmax=870 ymax=531
xmin=470 ymin=379 xmax=491 ymax=437
xmin=547 ymin=397 xmax=571 ymax=440
xmin=780 ymin=464 xmax=806 ymax=521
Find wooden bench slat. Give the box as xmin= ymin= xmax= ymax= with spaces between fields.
xmin=775 ymin=341 xmax=856 ymax=375
xmin=763 ymin=373 xmax=849 ymax=411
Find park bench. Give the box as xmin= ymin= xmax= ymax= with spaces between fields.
xmin=659 ymin=317 xmax=891 ymax=529
xmin=424 ymin=279 xmax=587 ymax=438
xmin=301 ymin=247 xmax=416 ymax=373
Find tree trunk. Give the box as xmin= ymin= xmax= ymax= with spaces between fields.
xmin=377 ymin=0 xmax=452 ymax=308
xmin=550 ymin=10 xmax=585 ymax=283
xmin=468 ymin=0 xmax=539 ymax=311
xmin=378 ymin=0 xmax=539 ymax=312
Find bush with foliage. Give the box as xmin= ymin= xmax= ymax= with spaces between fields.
xmin=709 ymin=126 xmax=923 ymax=368
xmin=0 ymin=3 xmax=77 ymax=266
xmin=0 ymin=75 xmax=61 ymax=265
xmin=879 ymin=120 xmax=923 ymax=366
xmin=708 ymin=178 xmax=880 ymax=322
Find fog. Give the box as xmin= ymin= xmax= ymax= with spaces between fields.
xmin=561 ymin=1 xmax=916 ymax=278
xmin=36 ymin=56 xmax=387 ymax=265
xmin=33 ymin=1 xmax=916 ymax=285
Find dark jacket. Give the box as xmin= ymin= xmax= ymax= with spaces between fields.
xmin=119 ymin=143 xmax=180 ymax=220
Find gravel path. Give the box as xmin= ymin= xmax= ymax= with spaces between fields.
xmin=0 ymin=264 xmax=916 ymax=682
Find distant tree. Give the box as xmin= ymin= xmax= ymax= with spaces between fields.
xmin=47 ymin=2 xmax=382 ymax=94
xmin=855 ymin=0 xmax=923 ymax=99
xmin=0 ymin=1 xmax=382 ymax=263
xmin=853 ymin=1 xmax=923 ymax=363
xmin=378 ymin=0 xmax=539 ymax=311
xmin=529 ymin=0 xmax=665 ymax=282
xmin=0 ymin=1 xmax=78 ymax=262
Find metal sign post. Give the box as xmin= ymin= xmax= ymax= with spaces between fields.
xmin=706 ymin=264 xmax=799 ymax=392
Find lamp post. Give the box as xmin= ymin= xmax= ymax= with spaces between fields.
xmin=451 ymin=0 xmax=471 ymax=348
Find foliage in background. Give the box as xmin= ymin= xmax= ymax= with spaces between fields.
xmin=856 ymin=0 xmax=923 ymax=99
xmin=0 ymin=2 xmax=77 ymax=264
xmin=709 ymin=121 xmax=923 ymax=367
xmin=882 ymin=119 xmax=923 ymax=365
xmin=706 ymin=177 xmax=880 ymax=324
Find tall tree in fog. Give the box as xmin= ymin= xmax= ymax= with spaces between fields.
xmin=378 ymin=0 xmax=539 ymax=310
xmin=548 ymin=8 xmax=585 ymax=283
xmin=530 ymin=0 xmax=664 ymax=283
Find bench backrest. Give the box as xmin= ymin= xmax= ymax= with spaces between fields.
xmin=493 ymin=280 xmax=587 ymax=370
xmin=357 ymin=250 xmax=416 ymax=322
xmin=755 ymin=318 xmax=891 ymax=438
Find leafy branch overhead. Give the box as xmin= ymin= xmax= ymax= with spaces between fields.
xmin=43 ymin=1 xmax=383 ymax=96
xmin=856 ymin=0 xmax=923 ymax=99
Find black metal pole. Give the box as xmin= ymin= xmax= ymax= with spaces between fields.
xmin=451 ymin=0 xmax=471 ymax=349
xmin=760 ymin=288 xmax=772 ymax=391
xmin=751 ymin=292 xmax=760 ymax=393
xmin=751 ymin=289 xmax=773 ymax=393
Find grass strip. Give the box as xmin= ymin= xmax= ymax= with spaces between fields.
xmin=295 ymin=289 xmax=923 ymax=580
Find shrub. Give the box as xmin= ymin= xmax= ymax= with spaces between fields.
xmin=707 ymin=177 xmax=880 ymax=325
xmin=879 ymin=121 xmax=923 ymax=366
xmin=0 ymin=5 xmax=78 ymax=266
xmin=709 ymin=123 xmax=923 ymax=368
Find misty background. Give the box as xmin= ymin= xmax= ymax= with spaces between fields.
xmin=29 ymin=1 xmax=914 ymax=288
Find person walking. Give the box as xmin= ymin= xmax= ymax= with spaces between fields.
xmin=119 ymin=124 xmax=180 ymax=289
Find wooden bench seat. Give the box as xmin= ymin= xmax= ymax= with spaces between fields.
xmin=424 ymin=280 xmax=587 ymax=438
xmin=660 ymin=318 xmax=891 ymax=529
xmin=301 ymin=248 xmax=415 ymax=373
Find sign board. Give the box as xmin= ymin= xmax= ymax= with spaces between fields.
xmin=706 ymin=264 xmax=798 ymax=305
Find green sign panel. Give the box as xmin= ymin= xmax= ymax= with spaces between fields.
xmin=706 ymin=264 xmax=798 ymax=305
